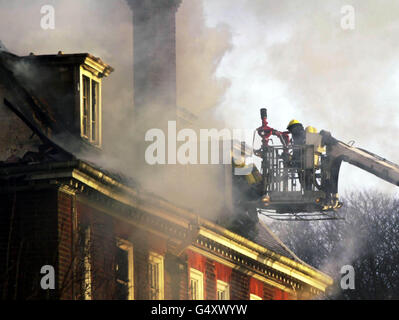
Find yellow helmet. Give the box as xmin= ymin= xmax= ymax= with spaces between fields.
xmin=305 ymin=126 xmax=317 ymax=133
xmin=287 ymin=119 xmax=300 ymax=129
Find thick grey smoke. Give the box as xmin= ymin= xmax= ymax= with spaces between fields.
xmin=0 ymin=40 xmax=8 ymax=52
xmin=204 ymin=0 xmax=399 ymax=195
xmin=177 ymin=0 xmax=232 ymax=119
xmin=0 ymin=0 xmax=234 ymax=219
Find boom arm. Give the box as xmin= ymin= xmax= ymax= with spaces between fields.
xmin=320 ymin=130 xmax=399 ymax=188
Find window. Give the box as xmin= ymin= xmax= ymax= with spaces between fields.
xmin=80 ymin=69 xmax=101 ymax=146
xmin=149 ymin=252 xmax=164 ymax=300
xmin=189 ymin=268 xmax=204 ymax=300
xmin=250 ymin=293 xmax=262 ymax=300
xmin=115 ymin=239 xmax=134 ymax=300
xmin=82 ymin=75 xmax=90 ymax=138
xmin=217 ymin=280 xmax=230 ymax=300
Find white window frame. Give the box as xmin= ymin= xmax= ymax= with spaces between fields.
xmin=190 ymin=268 xmax=204 ymax=300
xmin=80 ymin=67 xmax=102 ymax=147
xmin=148 ymin=252 xmax=164 ymax=300
xmin=216 ymin=280 xmax=230 ymax=300
xmin=250 ymin=293 xmax=262 ymax=300
xmin=116 ymin=239 xmax=134 ymax=300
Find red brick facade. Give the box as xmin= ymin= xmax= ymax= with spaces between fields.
xmin=185 ymin=250 xmax=290 ymax=300
xmin=0 ymin=153 xmax=332 ymax=301
xmin=0 ymin=186 xmax=298 ymax=300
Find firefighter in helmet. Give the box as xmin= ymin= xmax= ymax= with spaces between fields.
xmin=287 ymin=119 xmax=306 ymax=145
xmin=286 ymin=119 xmax=312 ymax=191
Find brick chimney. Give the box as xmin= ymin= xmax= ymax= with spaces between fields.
xmin=126 ymin=0 xmax=182 ymax=125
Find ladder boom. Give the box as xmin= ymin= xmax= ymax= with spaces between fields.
xmin=321 ymin=130 xmax=399 ymax=187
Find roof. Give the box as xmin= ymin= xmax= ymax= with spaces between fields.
xmin=255 ymin=222 xmax=300 ymax=261
xmin=21 ymin=52 xmax=114 ymax=77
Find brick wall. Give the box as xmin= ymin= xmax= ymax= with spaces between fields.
xmin=0 ymin=188 xmax=59 ymax=299
xmin=204 ymin=259 xmax=216 ymax=300
xmin=185 ymin=250 xmax=295 ymax=300
xmin=273 ymin=287 xmax=292 ymax=300
xmin=164 ymin=253 xmax=189 ymax=300
xmin=76 ymin=201 xmax=116 ymax=300
xmin=133 ymin=236 xmax=149 ymax=300
xmin=230 ymin=269 xmax=250 ymax=300
xmin=57 ymin=190 xmax=74 ymax=299
xmin=0 ymin=188 xmax=299 ymax=300
xmin=263 ymin=282 xmax=275 ymax=300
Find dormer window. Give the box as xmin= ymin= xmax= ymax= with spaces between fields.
xmin=76 ymin=53 xmax=113 ymax=148
xmin=80 ymin=69 xmax=101 ymax=146
xmin=12 ymin=52 xmax=113 ymax=150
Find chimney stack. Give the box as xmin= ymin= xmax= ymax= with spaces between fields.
xmin=126 ymin=0 xmax=182 ymax=125
xmin=126 ymin=0 xmax=182 ymax=183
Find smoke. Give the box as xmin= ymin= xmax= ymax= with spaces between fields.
xmin=267 ymin=189 xmax=399 ymax=299
xmin=177 ymin=0 xmax=232 ymax=123
xmin=0 ymin=0 xmax=234 ymax=219
xmin=204 ymin=0 xmax=399 ymax=195
xmin=0 ymin=40 xmax=8 ymax=52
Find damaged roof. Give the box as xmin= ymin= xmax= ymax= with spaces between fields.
xmin=254 ymin=221 xmax=305 ymax=263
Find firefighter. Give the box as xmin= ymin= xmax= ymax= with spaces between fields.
xmin=287 ymin=119 xmax=306 ymax=145
xmin=286 ymin=119 xmax=312 ymax=191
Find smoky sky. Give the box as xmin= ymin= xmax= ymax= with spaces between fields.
xmin=204 ymin=0 xmax=399 ymax=195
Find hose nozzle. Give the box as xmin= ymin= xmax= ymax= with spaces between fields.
xmin=260 ymin=108 xmax=267 ymax=120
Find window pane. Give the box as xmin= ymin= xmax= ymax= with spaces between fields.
xmin=191 ymin=278 xmax=200 ymax=300
xmin=190 ymin=269 xmax=204 ymax=300
xmin=149 ymin=262 xmax=160 ymax=299
xmin=116 ymin=281 xmax=129 ymax=300
xmin=82 ymin=75 xmax=90 ymax=137
xmin=217 ymin=280 xmax=229 ymax=300
xmin=91 ymin=80 xmax=99 ymax=142
xmin=115 ymin=243 xmax=132 ymax=300
xmin=116 ymin=247 xmax=129 ymax=283
xmin=148 ymin=253 xmax=164 ymax=300
xmin=190 ymin=279 xmax=195 ymax=300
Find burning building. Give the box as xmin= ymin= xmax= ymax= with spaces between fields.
xmin=0 ymin=0 xmax=332 ymax=300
